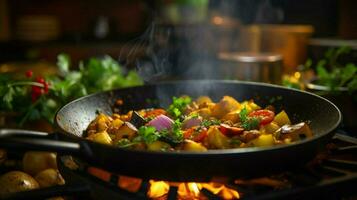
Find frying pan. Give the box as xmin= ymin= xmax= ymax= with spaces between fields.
xmin=0 ymin=80 xmax=341 ymax=181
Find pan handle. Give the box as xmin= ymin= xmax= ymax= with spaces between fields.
xmin=0 ymin=129 xmax=92 ymax=157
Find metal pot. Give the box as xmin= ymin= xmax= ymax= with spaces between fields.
xmin=218 ymin=52 xmax=282 ymax=84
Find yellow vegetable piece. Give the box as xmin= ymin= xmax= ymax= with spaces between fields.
xmin=147 ymin=141 xmax=171 ymax=151
xmin=248 ymin=101 xmax=261 ymax=111
xmin=222 ymin=111 xmax=240 ymax=123
xmin=196 ymin=108 xmax=212 ymax=119
xmin=262 ymin=122 xmax=280 ymax=134
xmin=0 ymin=171 xmax=39 ymax=197
xmin=112 ymin=118 xmax=124 ymax=128
xmin=207 ymin=126 xmax=229 ymax=149
xmin=211 ymin=96 xmax=241 ymax=118
xmin=250 ymin=134 xmax=275 ymax=147
xmin=274 ymin=110 xmax=291 ymax=126
xmin=93 ymin=131 xmax=112 ymax=145
xmin=35 ymin=169 xmax=65 ymax=188
xmin=182 ymin=140 xmax=208 ymax=152
xmin=196 ymin=96 xmax=213 ymax=105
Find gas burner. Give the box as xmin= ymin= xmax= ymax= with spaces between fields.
xmin=55 ymin=132 xmax=357 ymax=200
xmin=3 ymin=132 xmax=357 ymax=200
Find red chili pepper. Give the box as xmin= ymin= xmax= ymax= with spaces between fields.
xmin=248 ymin=110 xmax=275 ymax=125
xmin=25 ymin=70 xmax=33 ymax=78
xmin=219 ymin=124 xmax=244 ymax=137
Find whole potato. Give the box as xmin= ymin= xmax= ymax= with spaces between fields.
xmin=35 ymin=168 xmax=65 ymax=188
xmin=23 ymin=151 xmax=57 ymax=176
xmin=0 ymin=171 xmax=39 ymax=197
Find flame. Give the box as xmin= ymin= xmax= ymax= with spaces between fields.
xmin=147 ymin=180 xmax=239 ymax=200
xmin=177 ymin=182 xmax=202 ymax=199
xmin=202 ymin=183 xmax=240 ymax=200
xmin=148 ymin=180 xmax=170 ymax=198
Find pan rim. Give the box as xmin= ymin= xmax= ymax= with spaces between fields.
xmin=55 ymin=80 xmax=342 ymax=156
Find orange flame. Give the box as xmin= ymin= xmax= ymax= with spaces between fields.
xmin=147 ymin=180 xmax=170 ymax=198
xmin=146 ymin=180 xmax=239 ymax=199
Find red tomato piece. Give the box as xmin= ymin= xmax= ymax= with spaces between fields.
xmin=144 ymin=109 xmax=167 ymax=118
xmin=183 ymin=128 xmax=195 ymax=139
xmin=248 ymin=110 xmax=275 ymax=125
xmin=193 ymin=129 xmax=208 ymax=142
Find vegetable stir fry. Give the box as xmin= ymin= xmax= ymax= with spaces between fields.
xmin=85 ymin=96 xmax=313 ymax=152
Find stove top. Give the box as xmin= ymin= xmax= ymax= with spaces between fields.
xmin=3 ymin=132 xmax=357 ymax=200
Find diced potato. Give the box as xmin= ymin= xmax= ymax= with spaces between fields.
xmin=211 ymin=96 xmax=241 ymax=118
xmin=114 ymin=122 xmax=138 ymax=142
xmin=262 ymin=122 xmax=280 ymax=134
xmin=96 ymin=113 xmax=111 ymax=132
xmin=147 ymin=141 xmax=171 ymax=151
xmin=196 ymin=108 xmax=212 ymax=119
xmin=248 ymin=101 xmax=261 ymax=111
xmin=182 ymin=140 xmax=207 ymax=152
xmin=93 ymin=131 xmax=112 ymax=145
xmin=112 ymin=119 xmax=124 ymax=128
xmin=222 ymin=111 xmax=240 ymax=123
xmin=273 ymin=110 xmax=291 ymax=126
xmin=196 ymin=96 xmax=213 ymax=105
xmin=207 ymin=126 xmax=229 ymax=149
xmin=249 ymin=134 xmax=275 ymax=147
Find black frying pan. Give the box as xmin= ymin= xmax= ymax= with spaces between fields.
xmin=0 ymin=80 xmax=341 ymax=181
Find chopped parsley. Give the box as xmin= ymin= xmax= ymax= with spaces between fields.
xmin=137 ymin=126 xmax=160 ymax=144
xmin=202 ymin=119 xmax=221 ymax=127
xmin=167 ymin=96 xmax=191 ymax=119
xmin=239 ymin=107 xmax=260 ymax=130
xmin=116 ymin=138 xmax=138 ymax=148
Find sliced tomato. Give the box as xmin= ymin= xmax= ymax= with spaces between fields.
xmin=144 ymin=109 xmax=167 ymax=118
xmin=183 ymin=128 xmax=195 ymax=139
xmin=219 ymin=124 xmax=244 ymax=137
xmin=248 ymin=109 xmax=275 ymax=125
xmin=192 ymin=129 xmax=208 ymax=142
xmin=184 ymin=127 xmax=208 ymax=142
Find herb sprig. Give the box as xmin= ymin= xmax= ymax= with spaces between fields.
xmin=239 ymin=107 xmax=260 ymax=130
xmin=0 ymin=54 xmax=143 ymax=126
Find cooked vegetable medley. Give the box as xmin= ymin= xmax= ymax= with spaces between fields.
xmin=85 ymin=96 xmax=313 ymax=152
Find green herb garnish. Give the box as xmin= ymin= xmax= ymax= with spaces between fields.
xmin=239 ymin=107 xmax=260 ymax=130
xmin=167 ymin=96 xmax=192 ymax=119
xmin=0 ymin=53 xmax=143 ymax=126
xmin=137 ymin=126 xmax=160 ymax=144
xmin=201 ymin=119 xmax=221 ymax=127
xmin=307 ymin=46 xmax=357 ymax=94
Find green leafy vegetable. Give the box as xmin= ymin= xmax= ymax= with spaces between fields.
xmin=167 ymin=96 xmax=192 ymax=119
xmin=201 ymin=119 xmax=221 ymax=127
xmin=137 ymin=126 xmax=160 ymax=144
xmin=239 ymin=107 xmax=260 ymax=130
xmin=0 ymin=53 xmax=143 ymax=126
xmin=310 ymin=47 xmax=357 ymax=94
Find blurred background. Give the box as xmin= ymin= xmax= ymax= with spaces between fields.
xmin=0 ymin=0 xmax=356 ymax=79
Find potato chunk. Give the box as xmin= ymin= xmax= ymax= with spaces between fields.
xmin=273 ymin=110 xmax=291 ymax=126
xmin=92 ymin=131 xmax=112 ymax=145
xmin=211 ymin=96 xmax=241 ymax=118
xmin=182 ymin=140 xmax=208 ymax=152
xmin=207 ymin=126 xmax=230 ymax=149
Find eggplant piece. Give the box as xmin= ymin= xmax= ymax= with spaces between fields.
xmin=129 ymin=111 xmax=147 ymax=127
xmin=276 ymin=122 xmax=313 ymax=141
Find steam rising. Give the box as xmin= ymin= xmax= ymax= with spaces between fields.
xmin=119 ymin=0 xmax=284 ymax=82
